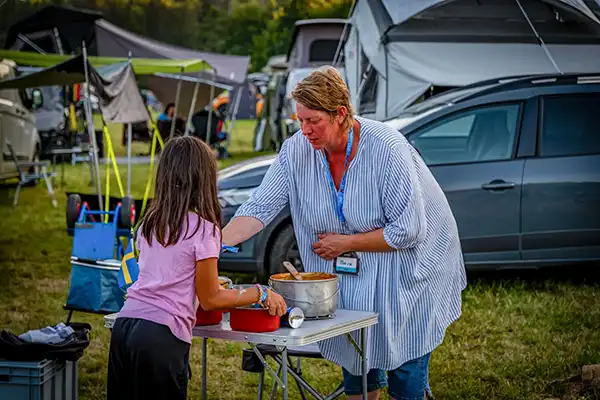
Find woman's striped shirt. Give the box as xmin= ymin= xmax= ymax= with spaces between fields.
xmin=234 ymin=116 xmax=467 ymax=375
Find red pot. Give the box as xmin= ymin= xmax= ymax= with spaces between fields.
xmin=230 ymin=307 xmax=280 ymax=332
xmin=196 ymin=306 xmax=223 ymax=326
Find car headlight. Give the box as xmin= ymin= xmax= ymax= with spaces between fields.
xmin=218 ymin=187 xmax=256 ymax=208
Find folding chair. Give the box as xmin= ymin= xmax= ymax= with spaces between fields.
xmin=5 ymin=139 xmax=57 ymax=208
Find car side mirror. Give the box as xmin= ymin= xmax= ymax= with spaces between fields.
xmin=31 ymin=88 xmax=43 ymax=109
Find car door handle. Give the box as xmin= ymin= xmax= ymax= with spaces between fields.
xmin=481 ymin=180 xmax=516 ymax=191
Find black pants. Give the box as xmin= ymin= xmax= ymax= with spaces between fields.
xmin=107 ymin=317 xmax=191 ymax=400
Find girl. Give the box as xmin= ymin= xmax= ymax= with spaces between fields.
xmin=107 ymin=136 xmax=287 ymax=400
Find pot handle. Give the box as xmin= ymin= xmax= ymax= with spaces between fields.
xmin=278 ymin=288 xmax=340 ymax=306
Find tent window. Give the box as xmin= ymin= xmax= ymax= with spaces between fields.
xmin=359 ymin=67 xmax=377 ymax=114
xmin=309 ymin=40 xmax=340 ymax=63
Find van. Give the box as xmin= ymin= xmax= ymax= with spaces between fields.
xmin=0 ymin=59 xmax=41 ymax=180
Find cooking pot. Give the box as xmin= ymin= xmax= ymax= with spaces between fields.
xmin=269 ymin=272 xmax=339 ymax=318
xmin=229 ymin=306 xmax=280 ymax=332
xmin=195 ymin=276 xmax=234 ymax=326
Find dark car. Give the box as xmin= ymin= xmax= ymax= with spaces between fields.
xmin=217 ymin=73 xmax=600 ymax=278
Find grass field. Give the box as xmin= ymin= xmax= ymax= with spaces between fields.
xmin=1 ymin=120 xmax=599 ymax=399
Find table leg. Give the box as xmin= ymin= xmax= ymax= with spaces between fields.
xmin=61 ymin=155 xmax=65 ymax=187
xmin=282 ymin=347 xmax=288 ymax=400
xmin=202 ymin=338 xmax=207 ymax=400
xmin=52 ymin=155 xmax=57 ymax=186
xmin=361 ymin=328 xmax=368 ymax=400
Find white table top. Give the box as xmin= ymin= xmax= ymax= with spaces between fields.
xmin=105 ymin=309 xmax=378 ymax=347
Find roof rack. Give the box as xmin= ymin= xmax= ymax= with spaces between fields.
xmin=458 ymin=72 xmax=600 ymax=102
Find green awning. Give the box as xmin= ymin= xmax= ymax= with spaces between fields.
xmin=0 ymin=49 xmax=212 ymax=74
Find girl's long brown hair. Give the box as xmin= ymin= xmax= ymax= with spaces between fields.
xmin=140 ymin=136 xmax=221 ymax=247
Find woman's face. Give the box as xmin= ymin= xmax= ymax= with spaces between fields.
xmin=296 ymin=102 xmax=344 ymax=151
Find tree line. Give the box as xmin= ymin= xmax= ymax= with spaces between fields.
xmin=0 ymin=0 xmax=353 ymax=72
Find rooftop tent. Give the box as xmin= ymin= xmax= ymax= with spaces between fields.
xmin=286 ymin=19 xmax=349 ymax=69
xmin=344 ymin=0 xmax=600 ymax=121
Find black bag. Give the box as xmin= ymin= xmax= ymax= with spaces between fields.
xmin=0 ymin=322 xmax=92 ymax=362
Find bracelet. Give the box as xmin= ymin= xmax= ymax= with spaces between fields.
xmin=254 ymin=284 xmax=268 ymax=305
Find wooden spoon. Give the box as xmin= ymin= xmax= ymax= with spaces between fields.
xmin=283 ymin=261 xmax=303 ymax=280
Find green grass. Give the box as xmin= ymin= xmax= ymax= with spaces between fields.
xmin=1 ymin=119 xmax=599 ymax=399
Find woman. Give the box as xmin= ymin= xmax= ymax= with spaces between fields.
xmin=107 ymin=136 xmax=286 ymax=400
xmin=222 ymin=67 xmax=467 ymax=399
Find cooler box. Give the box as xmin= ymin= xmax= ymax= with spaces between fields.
xmin=0 ymin=359 xmax=78 ymax=400
xmin=65 ymin=258 xmax=125 ymax=314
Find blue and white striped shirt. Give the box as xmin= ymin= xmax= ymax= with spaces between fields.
xmin=234 ymin=116 xmax=467 ymax=375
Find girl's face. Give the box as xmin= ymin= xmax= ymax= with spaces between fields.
xmin=296 ymin=103 xmax=346 ymax=151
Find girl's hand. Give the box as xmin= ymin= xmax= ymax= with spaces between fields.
xmin=265 ymin=290 xmax=287 ymax=316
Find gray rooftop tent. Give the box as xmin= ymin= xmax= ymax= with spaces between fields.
xmin=343 ymin=0 xmax=600 ymax=121
xmin=4 ymin=5 xmax=251 ymax=119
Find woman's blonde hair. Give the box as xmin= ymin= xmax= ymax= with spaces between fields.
xmin=291 ymin=66 xmax=354 ymax=132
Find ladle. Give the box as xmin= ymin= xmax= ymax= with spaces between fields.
xmin=282 ymin=261 xmax=303 ymax=280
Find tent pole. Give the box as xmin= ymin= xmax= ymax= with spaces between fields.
xmin=226 ymin=86 xmax=243 ymax=147
xmin=332 ymin=0 xmax=356 ymax=66
xmin=185 ymin=81 xmax=200 ymax=137
xmin=127 ymin=51 xmax=132 ymax=196
xmin=206 ymin=70 xmax=216 ymax=144
xmin=170 ymin=68 xmax=184 ymax=139
xmin=82 ymin=42 xmax=104 ymax=210
xmin=515 ymin=0 xmax=562 ymax=74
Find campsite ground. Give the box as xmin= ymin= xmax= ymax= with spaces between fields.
xmin=0 ymin=120 xmax=599 ymax=399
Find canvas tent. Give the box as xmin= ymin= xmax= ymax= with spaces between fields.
xmin=344 ymin=0 xmax=600 ymax=121
xmin=4 ymin=5 xmax=250 ymax=118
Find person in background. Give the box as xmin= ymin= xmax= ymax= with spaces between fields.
xmin=220 ymin=66 xmax=467 ymax=400
xmin=107 ymin=136 xmax=287 ymax=400
xmin=158 ymin=102 xmax=175 ymax=122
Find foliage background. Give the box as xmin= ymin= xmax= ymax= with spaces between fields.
xmin=0 ymin=0 xmax=354 ymax=72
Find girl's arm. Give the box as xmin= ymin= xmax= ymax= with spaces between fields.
xmin=195 ymin=257 xmax=287 ymax=316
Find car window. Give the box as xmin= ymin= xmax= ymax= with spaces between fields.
xmin=408 ymin=103 xmax=521 ymax=165
xmin=540 ymin=94 xmax=600 ymax=157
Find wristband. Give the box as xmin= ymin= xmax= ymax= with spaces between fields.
xmin=255 ymin=284 xmax=268 ymax=304
xmin=221 ymin=245 xmax=239 ymax=253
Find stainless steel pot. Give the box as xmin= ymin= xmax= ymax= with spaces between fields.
xmin=269 ymin=272 xmax=339 ymax=318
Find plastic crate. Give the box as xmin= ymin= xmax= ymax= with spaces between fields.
xmin=0 ymin=359 xmax=78 ymax=400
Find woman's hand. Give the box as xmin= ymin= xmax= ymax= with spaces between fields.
xmin=312 ymin=233 xmax=351 ymax=260
xmin=265 ymin=290 xmax=287 ymax=316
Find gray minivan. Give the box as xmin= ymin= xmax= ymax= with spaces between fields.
xmin=216 ymin=73 xmax=600 ymax=277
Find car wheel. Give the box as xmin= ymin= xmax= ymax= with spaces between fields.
xmin=268 ymin=224 xmax=303 ymax=277
xmin=66 ymin=194 xmax=82 ymax=236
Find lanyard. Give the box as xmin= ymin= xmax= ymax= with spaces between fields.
xmin=322 ymin=128 xmax=354 ymax=224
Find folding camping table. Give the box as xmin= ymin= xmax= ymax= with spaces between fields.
xmin=105 ymin=309 xmax=378 ymax=400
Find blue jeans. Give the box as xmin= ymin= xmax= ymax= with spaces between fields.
xmin=342 ymin=353 xmax=432 ymax=399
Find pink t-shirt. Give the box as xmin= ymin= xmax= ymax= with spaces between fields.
xmin=117 ymin=212 xmax=221 ymax=344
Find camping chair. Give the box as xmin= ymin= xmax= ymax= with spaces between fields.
xmin=5 ymin=139 xmax=57 ymax=208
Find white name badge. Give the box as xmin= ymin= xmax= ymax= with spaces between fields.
xmin=334 ymin=252 xmax=359 ymax=275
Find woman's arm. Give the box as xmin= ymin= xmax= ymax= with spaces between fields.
xmin=221 ymin=216 xmax=264 ymax=247
xmin=312 ymin=141 xmax=427 ymax=259
xmin=222 ymin=144 xmax=290 ymax=245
